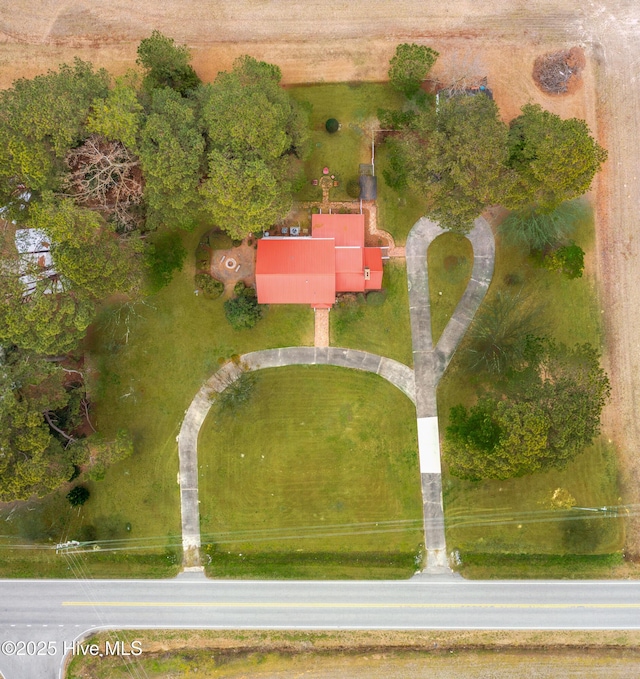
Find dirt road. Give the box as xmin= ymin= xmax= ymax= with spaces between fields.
xmin=2 ymin=0 xmax=639 ymax=552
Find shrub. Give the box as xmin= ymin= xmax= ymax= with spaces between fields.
xmin=538 ymin=242 xmax=585 ymax=279
xmin=325 ymin=118 xmax=339 ymax=133
xmin=195 ymin=244 xmax=210 ymax=270
xmin=195 ymin=273 xmax=224 ymax=298
xmin=146 ymin=231 xmax=187 ymax=293
xmin=366 ymin=290 xmax=387 ymax=306
xmin=67 ymin=486 xmax=90 ymax=507
xmin=224 ymin=286 xmax=263 ymax=330
xmin=346 ymin=178 xmax=361 ymax=199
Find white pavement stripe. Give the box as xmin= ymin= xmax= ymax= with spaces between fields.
xmin=417 ymin=417 xmax=441 ymax=474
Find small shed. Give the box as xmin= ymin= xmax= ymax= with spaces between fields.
xmin=359 ymin=174 xmax=377 ymax=201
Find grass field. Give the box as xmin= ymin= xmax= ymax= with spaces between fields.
xmin=427 ymin=232 xmax=473 ymax=343
xmin=0 ymin=226 xmax=314 ymax=576
xmin=330 ymin=261 xmax=412 ymax=366
xmin=438 ymin=206 xmax=625 ymax=564
xmin=198 ymin=365 xmax=423 ymax=578
xmin=288 ymin=82 xmax=403 ymax=203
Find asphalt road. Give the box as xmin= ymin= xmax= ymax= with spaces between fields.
xmin=2 ymin=574 xmax=640 ymax=678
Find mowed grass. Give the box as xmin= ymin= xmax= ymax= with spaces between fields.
xmin=438 ymin=206 xmax=624 ymax=564
xmin=375 ymin=141 xmax=428 ymax=244
xmin=330 ymin=261 xmax=413 ymax=366
xmin=288 ymin=83 xmax=404 ymax=202
xmin=427 ymin=233 xmax=474 ymax=343
xmin=198 ymin=366 xmax=423 ymax=578
xmin=0 ymin=227 xmax=314 ymax=576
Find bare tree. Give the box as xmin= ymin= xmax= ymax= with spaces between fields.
xmin=431 ymin=49 xmax=488 ymax=96
xmin=63 ymin=134 xmax=143 ymax=232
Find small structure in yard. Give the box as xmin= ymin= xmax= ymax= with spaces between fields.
xmin=255 ymin=213 xmax=383 ymax=308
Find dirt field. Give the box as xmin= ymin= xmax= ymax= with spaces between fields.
xmin=2 ymin=1 xmax=640 ymax=553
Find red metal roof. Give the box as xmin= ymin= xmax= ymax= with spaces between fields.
xmin=364 ymin=247 xmax=384 ymax=290
xmin=335 ymin=246 xmax=364 ymax=292
xmin=256 ymin=239 xmax=336 ymax=306
xmin=311 ymin=213 xmax=365 ymax=247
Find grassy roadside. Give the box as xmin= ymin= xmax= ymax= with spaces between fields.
xmin=439 ymin=206 xmax=625 ymax=566
xmin=198 ymin=365 xmax=423 ymax=579
xmin=67 ymin=629 xmax=640 ymax=679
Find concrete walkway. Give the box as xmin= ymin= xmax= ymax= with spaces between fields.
xmin=176 ymin=347 xmax=416 ymax=564
xmin=406 ymin=216 xmax=495 ymax=572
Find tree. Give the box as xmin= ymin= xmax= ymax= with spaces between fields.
xmin=87 ymin=76 xmax=144 ymax=150
xmin=136 ymin=30 xmax=201 ymax=95
xmin=63 ymin=134 xmax=143 ymax=232
xmin=405 ymin=93 xmax=511 ymax=232
xmin=66 ymin=485 xmax=90 ymax=506
xmin=506 ymin=104 xmax=607 ymax=212
xmin=139 ymin=88 xmax=205 ymax=230
xmin=499 ymin=199 xmax=587 ymax=252
xmin=0 ymin=59 xmax=109 ymax=193
xmin=444 ymin=341 xmax=610 ymax=480
xmin=200 ymin=151 xmax=292 ymax=239
xmin=197 ymin=56 xmax=309 ymax=238
xmin=0 ymin=348 xmax=84 ymax=501
xmin=87 ymin=430 xmax=134 ymax=481
xmin=388 ymin=43 xmax=439 ymax=98
xmin=146 ymin=230 xmax=187 ymax=292
xmin=224 ymin=285 xmax=264 ymax=330
xmin=464 ymin=290 xmax=542 ymax=374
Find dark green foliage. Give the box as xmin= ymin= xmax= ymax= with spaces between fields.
xmin=325 ymin=118 xmax=339 ymax=133
xmin=499 ymin=200 xmax=588 ymax=252
xmin=377 ymin=107 xmax=417 ymax=130
xmin=215 ymin=371 xmax=256 ymax=412
xmin=444 ymin=341 xmax=610 ymax=480
xmin=366 ymin=290 xmax=387 ymax=306
xmin=194 ymin=273 xmax=224 ymax=298
xmin=381 ymin=136 xmax=410 ymax=192
xmin=197 ymin=55 xmax=309 ymax=239
xmin=146 ymin=231 xmax=187 ymax=292
xmin=66 ymin=485 xmax=90 ymax=507
xmin=224 ymin=285 xmax=263 ymax=330
xmin=0 ymin=59 xmax=109 ymax=192
xmin=464 ymin=290 xmax=543 ymax=374
xmin=506 ymin=104 xmax=607 ymax=212
xmin=388 ymin=43 xmax=439 ymax=98
xmin=346 ymin=178 xmax=361 ymax=198
xmin=136 ymin=30 xmax=201 ymax=95
xmin=539 ymin=242 xmax=585 ymax=280
xmin=139 ymin=88 xmax=205 ymax=230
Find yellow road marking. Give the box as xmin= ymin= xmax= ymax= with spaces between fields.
xmin=62 ymin=602 xmax=640 ymax=609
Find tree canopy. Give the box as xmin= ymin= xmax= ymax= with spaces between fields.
xmin=87 ymin=77 xmax=144 ymax=150
xmin=443 ymin=341 xmax=610 ymax=480
xmin=0 ymin=59 xmax=109 ymax=194
xmin=388 ymin=43 xmax=439 ymax=98
xmin=136 ymin=30 xmax=201 ymax=95
xmin=139 ymin=88 xmax=205 ymax=230
xmin=506 ymin=104 xmax=607 ymax=212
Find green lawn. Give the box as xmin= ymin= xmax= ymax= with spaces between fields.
xmin=375 ymin=142 xmax=428 ymax=244
xmin=198 ymin=365 xmax=423 ymax=578
xmin=438 ymin=206 xmax=624 ymax=565
xmin=0 ymin=226 xmax=314 ymax=576
xmin=330 ymin=261 xmax=413 ymax=366
xmin=427 ymin=232 xmax=473 ymax=343
xmin=288 ymin=83 xmax=403 ymax=202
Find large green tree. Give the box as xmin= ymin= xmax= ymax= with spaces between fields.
xmin=404 ymin=93 xmax=512 ymax=232
xmin=0 ymin=348 xmax=85 ymax=501
xmin=506 ymin=104 xmax=607 ymax=212
xmin=139 ymin=88 xmax=205 ymax=230
xmin=87 ymin=76 xmax=144 ymax=150
xmin=0 ymin=59 xmax=109 ymax=195
xmin=136 ymin=30 xmax=201 ymax=95
xmin=444 ymin=341 xmax=610 ymax=479
xmin=388 ymin=43 xmax=439 ymax=98
xmin=197 ymin=56 xmax=308 ymax=239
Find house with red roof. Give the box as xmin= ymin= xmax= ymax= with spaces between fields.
xmin=255 ymin=213 xmax=383 ymax=308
